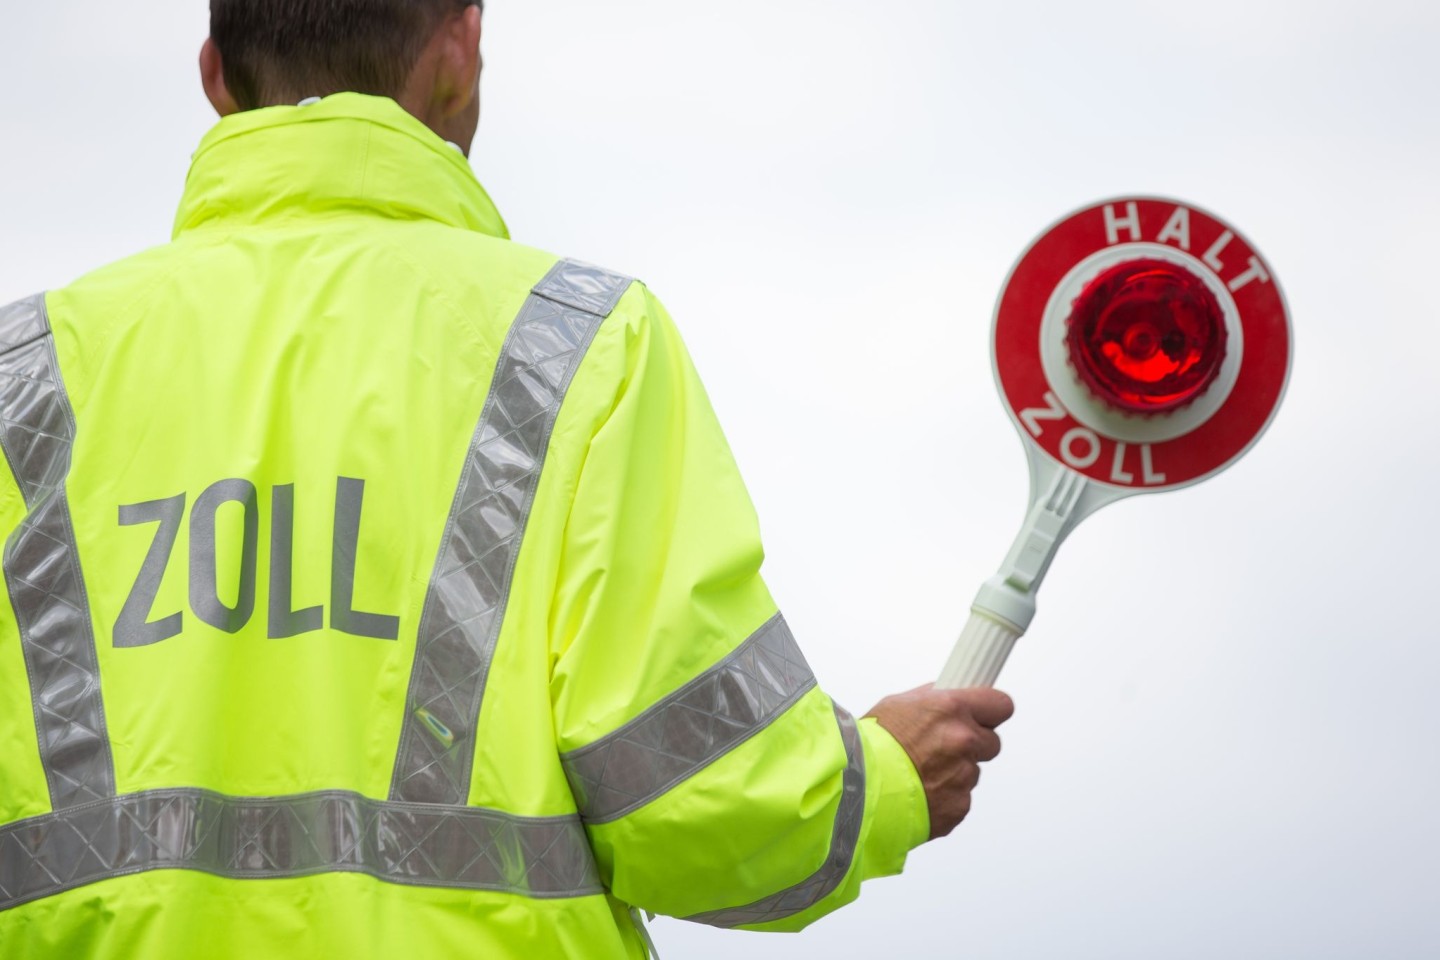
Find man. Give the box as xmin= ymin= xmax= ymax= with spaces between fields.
xmin=0 ymin=1 xmax=1013 ymax=956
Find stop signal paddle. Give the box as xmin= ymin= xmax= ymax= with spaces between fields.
xmin=938 ymin=197 xmax=1292 ymax=689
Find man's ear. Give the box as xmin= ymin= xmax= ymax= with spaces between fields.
xmin=434 ymin=3 xmax=483 ymax=119
xmin=200 ymin=38 xmax=241 ymax=117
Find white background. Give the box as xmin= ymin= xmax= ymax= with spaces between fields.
xmin=2 ymin=2 xmax=1437 ymax=957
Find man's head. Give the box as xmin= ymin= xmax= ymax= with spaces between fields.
xmin=201 ymin=0 xmax=484 ymax=153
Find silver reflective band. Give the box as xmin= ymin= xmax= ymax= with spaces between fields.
xmin=0 ymin=788 xmax=604 ymax=911
xmin=391 ymin=260 xmax=634 ymax=804
xmin=562 ymin=614 xmax=816 ymax=824
xmin=686 ymin=704 xmax=866 ymax=928
xmin=533 ymin=260 xmax=636 ymax=316
xmin=0 ymin=294 xmax=116 ymax=809
xmin=0 ymin=295 xmax=63 ymax=508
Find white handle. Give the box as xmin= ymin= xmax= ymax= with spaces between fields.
xmin=936 ymin=610 xmax=1023 ymax=689
xmin=935 ymin=465 xmax=1088 ymax=689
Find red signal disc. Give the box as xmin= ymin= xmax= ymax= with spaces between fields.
xmin=1066 ymin=257 xmax=1229 ymax=414
xmin=993 ymin=197 xmax=1291 ymax=491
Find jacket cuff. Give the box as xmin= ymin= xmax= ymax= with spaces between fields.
xmin=857 ymin=715 xmax=930 ymax=876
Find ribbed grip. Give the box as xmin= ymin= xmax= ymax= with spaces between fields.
xmin=936 ymin=611 xmax=1022 ymax=689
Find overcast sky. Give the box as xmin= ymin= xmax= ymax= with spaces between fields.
xmin=2 ymin=2 xmax=1437 ymax=957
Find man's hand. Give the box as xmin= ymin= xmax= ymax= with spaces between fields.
xmin=865 ymin=685 xmax=1015 ymax=840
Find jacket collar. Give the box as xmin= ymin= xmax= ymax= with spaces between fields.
xmin=173 ymin=93 xmax=508 ymax=240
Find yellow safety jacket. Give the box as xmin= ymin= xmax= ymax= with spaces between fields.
xmin=0 ymin=93 xmax=928 ymax=958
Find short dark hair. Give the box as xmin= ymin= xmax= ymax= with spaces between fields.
xmin=211 ymin=0 xmax=480 ymax=110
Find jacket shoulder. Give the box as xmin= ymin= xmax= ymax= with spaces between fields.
xmin=385 ymin=223 xmax=643 ymax=317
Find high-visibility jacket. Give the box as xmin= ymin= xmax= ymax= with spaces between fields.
xmin=0 ymin=93 xmax=928 ymax=958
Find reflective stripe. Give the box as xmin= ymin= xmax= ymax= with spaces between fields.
xmin=685 ymin=704 xmax=866 ymax=928
xmin=390 ymin=260 xmax=634 ymax=804
xmin=562 ymin=614 xmax=816 ymax=824
xmin=0 ymin=296 xmax=63 ymax=508
xmin=0 ymin=294 xmax=116 ymax=808
xmin=0 ymin=788 xmax=603 ymax=911
xmin=532 ymin=259 xmax=637 ymax=315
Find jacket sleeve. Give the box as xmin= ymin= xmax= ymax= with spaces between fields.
xmin=548 ymin=285 xmax=930 ymax=931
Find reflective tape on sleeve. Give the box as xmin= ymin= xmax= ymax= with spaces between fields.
xmin=0 ymin=789 xmax=604 ymax=911
xmin=390 ymin=260 xmax=634 ymax=804
xmin=683 ymin=703 xmax=866 ymax=928
xmin=0 ymin=294 xmax=116 ymax=809
xmin=561 ymin=614 xmax=816 ymax=824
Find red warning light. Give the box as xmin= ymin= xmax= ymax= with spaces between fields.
xmin=1065 ymin=258 xmax=1227 ymax=414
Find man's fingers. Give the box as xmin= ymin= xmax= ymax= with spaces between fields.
xmin=968 ymin=688 xmax=1015 ymax=728
xmin=974 ymin=727 xmax=1002 ymax=762
xmin=951 ymin=726 xmax=1001 ymax=762
xmin=924 ymin=685 xmax=1015 ymax=728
